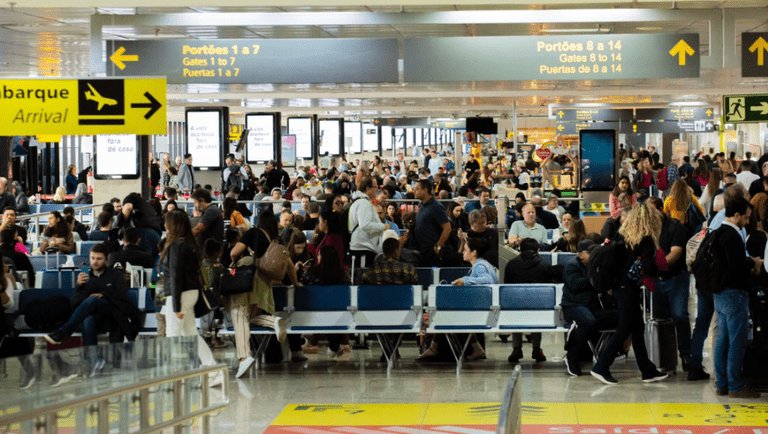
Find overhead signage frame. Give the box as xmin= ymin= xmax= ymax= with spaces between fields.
xmin=405 ymin=34 xmax=699 ymax=82
xmin=0 ymin=77 xmax=166 ymax=136
xmin=106 ymin=39 xmax=399 ymax=84
xmin=185 ymin=107 xmax=228 ymax=171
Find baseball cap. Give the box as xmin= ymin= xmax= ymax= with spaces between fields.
xmin=577 ymin=239 xmax=597 ymax=253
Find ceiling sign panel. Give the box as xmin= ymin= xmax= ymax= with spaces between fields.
xmin=553 ymin=109 xmax=633 ymax=122
xmin=404 ymin=34 xmax=699 ymax=82
xmin=635 ymin=107 xmax=714 ymax=121
xmin=742 ymin=33 xmax=768 ymax=78
xmin=723 ymin=94 xmax=768 ymax=124
xmin=106 ymin=39 xmax=399 ymax=84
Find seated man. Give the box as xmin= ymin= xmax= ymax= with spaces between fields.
xmin=0 ymin=207 xmax=27 ymax=245
xmin=508 ymin=204 xmax=548 ymax=249
xmin=504 ymin=238 xmax=559 ymax=363
xmin=361 ymin=238 xmax=419 ymax=285
xmin=0 ymin=228 xmax=35 ymax=287
xmin=45 ymin=243 xmax=142 ymax=347
xmin=531 ymin=196 xmax=560 ymax=230
xmin=561 ymin=240 xmax=618 ymax=377
xmin=108 ymin=227 xmax=155 ymax=269
xmin=88 ymin=211 xmax=113 ymax=241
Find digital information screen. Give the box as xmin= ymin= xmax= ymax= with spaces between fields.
xmin=363 ymin=124 xmax=378 ymax=152
xmin=282 ymin=135 xmax=297 ymax=167
xmin=345 ymin=122 xmax=362 ymax=154
xmin=416 ymin=128 xmax=423 ymax=147
xmin=319 ymin=119 xmax=341 ymax=156
xmin=580 ymin=129 xmax=616 ymax=191
xmin=288 ymin=117 xmax=313 ymax=160
xmin=186 ymin=110 xmax=222 ymax=169
xmin=393 ymin=128 xmax=404 ymax=149
xmin=94 ymin=134 xmax=139 ymax=179
xmin=245 ymin=114 xmax=275 ymax=163
xmin=382 ymin=126 xmax=393 ymax=150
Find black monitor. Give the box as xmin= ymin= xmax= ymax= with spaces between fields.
xmin=466 ymin=117 xmax=498 ymax=135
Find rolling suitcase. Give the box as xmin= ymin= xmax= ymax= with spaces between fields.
xmin=644 ymin=290 xmax=678 ymax=373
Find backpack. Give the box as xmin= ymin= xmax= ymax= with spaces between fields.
xmin=256 ymin=229 xmax=290 ymax=282
xmin=223 ymin=164 xmax=242 ymax=193
xmin=685 ymin=201 xmax=706 ymax=235
xmin=587 ymin=240 xmax=629 ymax=293
xmin=22 ymin=296 xmax=71 ymax=331
xmin=685 ymin=226 xmax=708 ymax=272
xmin=691 ymin=228 xmax=726 ymax=295
xmin=655 ymin=166 xmax=669 ymax=191
xmin=339 ymin=196 xmax=364 ymax=246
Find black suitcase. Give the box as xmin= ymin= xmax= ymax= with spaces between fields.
xmin=644 ymin=291 xmax=678 ymax=373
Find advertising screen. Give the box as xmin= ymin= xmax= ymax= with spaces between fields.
xmin=344 ymin=121 xmax=362 ymax=154
xmin=186 ymin=110 xmax=223 ymax=169
xmin=580 ymin=129 xmax=616 ymax=191
xmin=245 ymin=114 xmax=275 ymax=163
xmin=319 ymin=119 xmax=341 ymax=156
xmin=282 ymin=135 xmax=296 ymax=167
xmin=382 ymin=126 xmax=393 ymax=150
xmin=94 ymin=134 xmax=139 ymax=179
xmin=288 ymin=117 xmax=313 ymax=160
xmin=363 ymin=124 xmax=378 ymax=152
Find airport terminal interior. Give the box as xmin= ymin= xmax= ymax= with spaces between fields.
xmin=3 ymin=0 xmax=768 ymax=433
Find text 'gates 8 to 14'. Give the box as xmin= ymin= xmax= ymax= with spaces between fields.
xmin=0 ymin=77 xmax=166 ymax=136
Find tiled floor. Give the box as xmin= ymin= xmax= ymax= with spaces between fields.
xmin=210 ymin=331 xmax=762 ymax=434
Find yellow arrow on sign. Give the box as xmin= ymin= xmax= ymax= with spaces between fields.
xmin=557 ymin=124 xmax=564 ymax=132
xmin=669 ymin=40 xmax=695 ymax=66
xmin=557 ymin=111 xmax=564 ymax=119
xmin=749 ymin=36 xmax=768 ymax=66
xmin=706 ymin=109 xmax=712 ymax=117
xmin=110 ymin=46 xmax=139 ymax=70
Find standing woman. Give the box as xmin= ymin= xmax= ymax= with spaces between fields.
xmin=65 ymin=165 xmax=78 ymax=195
xmin=693 ymin=159 xmax=709 ymax=188
xmin=663 ymin=179 xmax=704 ymax=227
xmin=161 ymin=210 xmax=219 ymax=379
xmin=698 ymin=168 xmax=723 ymax=218
xmin=609 ymin=176 xmax=637 ymax=219
xmin=590 ymin=204 xmax=669 ymax=384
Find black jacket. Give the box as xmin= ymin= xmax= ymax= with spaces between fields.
xmin=262 ymin=168 xmax=282 ymax=190
xmin=601 ymin=218 xmax=624 ymax=242
xmin=163 ymin=240 xmax=203 ymax=312
xmin=15 ymin=192 xmax=29 ymax=214
xmin=535 ymin=208 xmax=560 ymax=230
xmin=71 ymin=267 xmax=141 ymax=342
xmin=0 ymin=244 xmax=35 ymax=287
xmin=504 ymin=250 xmax=559 ymax=284
xmin=716 ymin=224 xmax=756 ymax=291
xmin=109 ymin=244 xmax=156 ymax=269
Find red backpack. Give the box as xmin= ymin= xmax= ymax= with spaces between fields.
xmin=655 ymin=166 xmax=668 ymax=191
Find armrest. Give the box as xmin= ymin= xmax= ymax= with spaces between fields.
xmin=347 ymin=306 xmax=358 ymax=314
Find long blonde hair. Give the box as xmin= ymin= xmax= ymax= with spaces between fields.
xmin=619 ymin=203 xmax=661 ymax=248
xmin=669 ymin=179 xmax=692 ymax=212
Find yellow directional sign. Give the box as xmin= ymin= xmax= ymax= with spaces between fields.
xmin=750 ymin=36 xmax=768 ymax=66
xmin=109 ymin=47 xmax=139 ymax=70
xmin=0 ymin=78 xmax=166 ymax=135
xmin=557 ymin=111 xmax=564 ymax=119
xmin=669 ymin=39 xmax=695 ymax=66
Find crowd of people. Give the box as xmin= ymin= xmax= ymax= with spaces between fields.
xmin=0 ymin=146 xmax=765 ymax=399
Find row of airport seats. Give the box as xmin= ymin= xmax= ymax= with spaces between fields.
xmin=24 ymin=241 xmax=105 ymax=265
xmin=219 ymin=283 xmax=565 ymax=373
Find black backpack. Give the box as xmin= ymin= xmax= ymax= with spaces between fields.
xmin=587 ymin=240 xmax=628 ymax=293
xmin=22 ymin=295 xmax=72 ymax=331
xmin=685 ymin=202 xmax=706 ymax=235
xmin=691 ymin=228 xmax=725 ymax=295
xmin=223 ymin=164 xmax=242 ymax=193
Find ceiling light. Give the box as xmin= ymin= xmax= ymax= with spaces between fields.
xmin=636 ymin=27 xmax=662 ymax=31
xmin=541 ymin=28 xmax=611 ymax=34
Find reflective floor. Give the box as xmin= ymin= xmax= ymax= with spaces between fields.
xmin=211 ymin=331 xmax=762 ymax=434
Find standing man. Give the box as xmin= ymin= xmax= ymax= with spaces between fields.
xmin=647 ymin=197 xmax=692 ymax=371
xmin=261 ymin=160 xmax=282 ymax=191
xmin=320 ymin=152 xmax=332 ymax=170
xmin=464 ymin=154 xmax=480 ymax=180
xmin=349 ymin=176 xmax=389 ymax=268
xmin=412 ymin=179 xmax=451 ymax=267
xmin=736 ymin=160 xmax=759 ymax=189
xmin=222 ymin=153 xmax=247 ymax=193
xmin=177 ymin=154 xmax=195 ymax=194
xmin=712 ymin=197 xmax=761 ymax=398
xmin=191 ymin=188 xmax=224 ymax=246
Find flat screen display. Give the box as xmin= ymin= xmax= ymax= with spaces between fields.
xmin=186 ymin=110 xmax=223 ymax=169
xmin=319 ymin=119 xmax=341 ymax=156
xmin=382 ymin=126 xmax=393 ymax=150
xmin=416 ymin=128 xmax=423 ymax=147
xmin=245 ymin=114 xmax=275 ymax=163
xmin=288 ymin=117 xmax=313 ymax=160
xmin=394 ymin=128 xmax=404 ymax=149
xmin=363 ymin=124 xmax=378 ymax=152
xmin=282 ymin=135 xmax=296 ymax=167
xmin=94 ymin=134 xmax=139 ymax=179
xmin=580 ymin=129 xmax=616 ymax=191
xmin=344 ymin=122 xmax=362 ymax=154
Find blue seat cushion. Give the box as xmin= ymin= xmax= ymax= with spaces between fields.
xmin=290 ymin=326 xmax=349 ymax=331
xmin=434 ymin=325 xmax=492 ymax=330
xmin=357 ymin=285 xmax=413 ymax=310
xmin=438 ymin=268 xmax=471 ymax=283
xmin=355 ymin=325 xmax=413 ymax=330
xmin=540 ymin=252 xmax=552 ymax=265
xmin=499 ymin=325 xmax=556 ymax=330
xmin=499 ymin=285 xmax=555 ymax=310
xmin=293 ymin=285 xmax=350 ymax=311
xmin=415 ymin=268 xmax=434 ymax=286
xmin=18 ymin=287 xmax=75 ymax=312
xmin=558 ymin=253 xmax=578 ymax=267
xmin=435 ymin=286 xmax=492 ymax=310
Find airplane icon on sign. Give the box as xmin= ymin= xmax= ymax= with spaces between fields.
xmin=84 ymin=83 xmax=118 ymax=111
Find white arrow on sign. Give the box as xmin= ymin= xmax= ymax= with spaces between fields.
xmin=749 ymin=101 xmax=768 ymax=115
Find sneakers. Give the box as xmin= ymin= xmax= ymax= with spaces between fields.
xmin=208 ymin=371 xmax=224 ymax=387
xmin=729 ymin=389 xmax=761 ymax=399
xmin=564 ymin=354 xmax=582 ymax=377
xmin=19 ymin=374 xmax=36 ymax=390
xmin=44 ymin=330 xmax=64 ymax=345
xmin=274 ymin=317 xmax=287 ymax=343
xmin=236 ymin=356 xmax=255 ymax=378
xmin=687 ymin=367 xmax=711 ymax=381
xmin=291 ymin=351 xmax=308 ymax=362
xmin=301 ymin=343 xmax=319 ymax=354
xmin=715 ymin=389 xmax=729 ymax=396
xmin=532 ymin=348 xmax=547 ymax=363
xmin=508 ymin=347 xmax=523 ymax=363
xmin=642 ymin=371 xmax=669 ymax=383
xmin=591 ymin=370 xmax=619 ymax=385
xmin=327 ymin=347 xmax=347 ymax=360
xmin=51 ymin=371 xmax=78 ymax=387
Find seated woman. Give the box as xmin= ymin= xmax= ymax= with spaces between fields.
xmin=36 ymin=211 xmax=75 ymax=255
xmin=552 ymin=218 xmax=587 ymax=253
xmin=418 ymin=238 xmax=495 ymax=362
xmin=48 ymin=186 xmax=69 ymax=205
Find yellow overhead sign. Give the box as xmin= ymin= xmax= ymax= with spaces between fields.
xmin=0 ymin=78 xmax=166 ymax=136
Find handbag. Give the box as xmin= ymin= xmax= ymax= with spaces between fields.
xmin=217 ymin=263 xmax=256 ymax=296
xmin=194 ymin=288 xmax=221 ymax=318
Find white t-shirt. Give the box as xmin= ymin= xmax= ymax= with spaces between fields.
xmin=736 ymin=171 xmax=759 ymax=189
